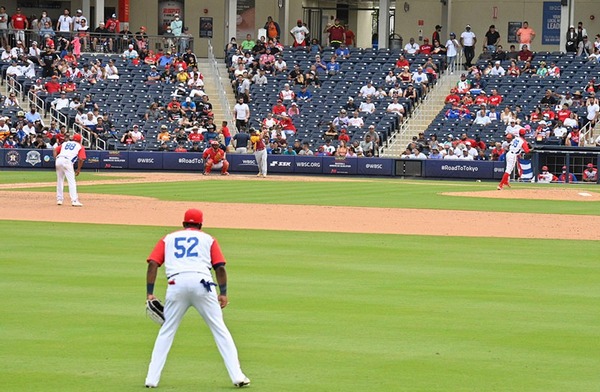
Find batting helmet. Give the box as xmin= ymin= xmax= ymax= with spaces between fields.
xmin=519 ymin=128 xmax=526 ymax=136
xmin=183 ymin=209 xmax=203 ymax=224
xmin=73 ymin=133 xmax=82 ymax=142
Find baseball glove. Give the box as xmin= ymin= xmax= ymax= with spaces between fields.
xmin=146 ymin=298 xmax=165 ymax=325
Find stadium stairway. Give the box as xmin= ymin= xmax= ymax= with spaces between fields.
xmin=381 ymin=73 xmax=461 ymax=157
xmin=197 ymin=58 xmax=236 ymax=123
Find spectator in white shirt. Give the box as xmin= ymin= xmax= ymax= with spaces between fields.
xmin=490 ymin=61 xmax=506 ymax=76
xmin=347 ymin=110 xmax=364 ymax=128
xmin=52 ymin=91 xmax=70 ymax=111
xmin=359 ymin=96 xmax=376 ymax=114
xmin=404 ymin=37 xmax=420 ymax=54
xmin=359 ymin=81 xmax=377 ymax=98
xmin=386 ymin=97 xmax=405 ymax=119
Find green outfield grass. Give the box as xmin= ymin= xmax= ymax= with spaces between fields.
xmin=15 ymin=175 xmax=600 ymax=215
xmin=1 ymin=220 xmax=599 ymax=391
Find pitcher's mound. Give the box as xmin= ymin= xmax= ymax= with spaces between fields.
xmin=443 ymin=188 xmax=600 ymax=201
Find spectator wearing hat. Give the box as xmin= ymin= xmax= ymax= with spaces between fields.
xmin=122 ymin=43 xmax=139 ymax=62
xmin=290 ymin=19 xmax=309 ymax=47
xmin=170 ymin=13 xmax=183 ymax=38
xmin=578 ymin=35 xmax=593 ymax=57
xmin=537 ymin=165 xmax=557 ymax=183
xmin=566 ymin=25 xmax=578 ymax=53
xmin=565 ymin=125 xmax=583 ymax=146
xmin=558 ymin=166 xmax=577 ymax=183
xmin=325 ymin=17 xmax=345 ymax=48
xmin=279 ymin=83 xmax=296 ymax=102
xmin=287 ymin=102 xmax=300 ymax=118
xmin=157 ymin=125 xmax=171 ymax=142
xmin=332 ymin=109 xmax=349 ymax=128
xmin=419 ymin=38 xmax=433 ymax=55
xmin=12 ymin=7 xmax=29 ymax=44
xmin=490 ymin=61 xmax=506 ymax=77
xmin=582 ymin=163 xmax=598 ymax=182
xmin=445 ymin=32 xmax=461 ymax=74
xmin=460 ymin=25 xmax=476 ymax=68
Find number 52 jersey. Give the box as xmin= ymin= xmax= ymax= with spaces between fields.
xmin=148 ymin=228 xmax=226 ymax=280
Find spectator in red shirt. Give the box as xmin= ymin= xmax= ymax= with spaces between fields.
xmin=488 ymin=89 xmax=503 ymax=106
xmin=11 ymin=8 xmax=28 ymax=44
xmin=556 ymin=104 xmax=572 ymax=123
xmin=272 ymin=99 xmax=286 ymax=115
xmin=338 ymin=128 xmax=350 ymax=143
xmin=518 ymin=44 xmax=533 ymax=61
xmin=45 ymin=75 xmax=62 ymax=93
xmin=325 ymin=18 xmax=345 ymax=48
xmin=445 ymin=88 xmax=461 ymax=104
xmin=475 ymin=91 xmax=489 ymax=106
xmin=395 ymin=54 xmax=409 ymax=69
xmin=188 ymin=125 xmax=203 ymax=143
xmin=419 ymin=38 xmax=433 ymax=55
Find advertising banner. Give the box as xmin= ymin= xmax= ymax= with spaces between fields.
xmin=294 ymin=156 xmax=323 ymax=174
xmin=357 ymin=158 xmax=394 ymax=176
xmin=162 ymin=152 xmax=204 ymax=171
xmin=493 ymin=161 xmax=506 ymax=179
xmin=507 ymin=22 xmax=522 ymax=43
xmin=228 ymin=154 xmax=257 ymax=172
xmin=199 ymin=17 xmax=213 ymax=38
xmin=129 ymin=152 xmax=164 ymax=170
xmin=322 ymin=157 xmax=358 ymax=175
xmin=158 ymin=0 xmax=184 ymax=35
xmin=236 ymin=0 xmax=255 ymax=39
xmin=101 ymin=151 xmax=129 ymax=169
xmin=84 ymin=150 xmax=103 ymax=170
xmin=542 ymin=2 xmax=561 ymax=45
xmin=423 ymin=160 xmax=495 ymax=179
xmin=266 ymin=155 xmax=294 ymax=173
xmin=118 ymin=0 xmax=130 ymax=22
xmin=3 ymin=149 xmax=44 ymax=168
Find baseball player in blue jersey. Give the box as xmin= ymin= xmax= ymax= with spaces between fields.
xmin=145 ymin=208 xmax=250 ymax=388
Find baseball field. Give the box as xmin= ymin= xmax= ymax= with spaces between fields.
xmin=1 ymin=171 xmax=599 ymax=392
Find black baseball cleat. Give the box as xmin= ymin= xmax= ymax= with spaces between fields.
xmin=234 ymin=377 xmax=251 ymax=387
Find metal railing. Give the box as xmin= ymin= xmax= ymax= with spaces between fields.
xmin=2 ymin=28 xmax=194 ymax=55
xmin=208 ymin=39 xmax=234 ymax=132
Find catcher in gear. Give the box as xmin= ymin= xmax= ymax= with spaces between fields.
xmin=202 ymin=140 xmax=230 ymax=175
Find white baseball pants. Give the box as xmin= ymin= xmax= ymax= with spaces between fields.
xmin=504 ymin=152 xmax=517 ymax=174
xmin=254 ymin=149 xmax=267 ymax=175
xmin=55 ymin=157 xmax=79 ymax=203
xmin=145 ymin=273 xmax=247 ymax=387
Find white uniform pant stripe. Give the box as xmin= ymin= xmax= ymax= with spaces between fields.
xmin=145 ymin=276 xmax=246 ymax=386
xmin=55 ymin=157 xmax=79 ymax=202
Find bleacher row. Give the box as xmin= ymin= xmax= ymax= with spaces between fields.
xmin=229 ymin=46 xmax=447 ymax=149
xmin=3 ymin=53 xmax=208 ymax=152
xmin=425 ymin=52 xmax=598 ymax=146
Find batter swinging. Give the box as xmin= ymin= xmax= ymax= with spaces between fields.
xmin=145 ymin=208 xmax=250 ymax=388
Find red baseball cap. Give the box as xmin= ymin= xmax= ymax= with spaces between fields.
xmin=183 ymin=208 xmax=203 ymax=224
xmin=72 ymin=133 xmax=82 ymax=142
xmin=587 ymin=163 xmax=594 ymax=168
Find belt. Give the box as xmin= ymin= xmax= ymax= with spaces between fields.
xmin=167 ymin=271 xmax=202 ymax=279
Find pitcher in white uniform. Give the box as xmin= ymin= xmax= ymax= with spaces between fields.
xmin=54 ymin=133 xmax=86 ymax=206
xmin=498 ymin=128 xmax=530 ymax=190
xmin=145 ymin=208 xmax=250 ymax=389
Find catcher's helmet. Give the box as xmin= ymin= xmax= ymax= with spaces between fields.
xmin=183 ymin=208 xmax=203 ymax=224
